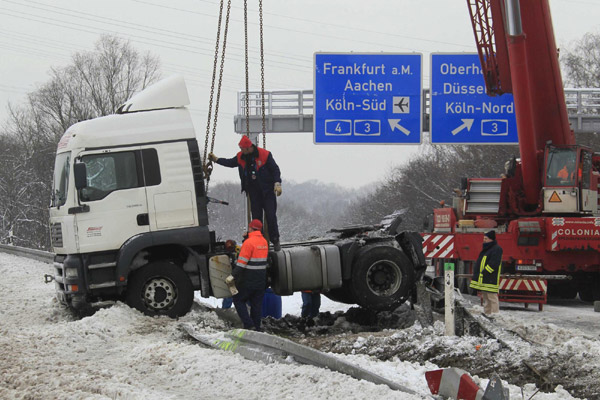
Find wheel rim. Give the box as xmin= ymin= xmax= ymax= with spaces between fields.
xmin=142 ymin=277 xmax=177 ymax=311
xmin=365 ymin=260 xmax=402 ymax=297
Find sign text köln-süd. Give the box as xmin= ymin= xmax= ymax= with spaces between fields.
xmin=430 ymin=53 xmax=517 ymax=144
xmin=314 ymin=53 xmax=422 ymax=144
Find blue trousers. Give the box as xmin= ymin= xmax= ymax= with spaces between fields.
xmin=248 ymin=185 xmax=279 ymax=242
xmin=301 ymin=291 xmax=321 ymax=318
xmin=233 ymin=287 xmax=265 ymax=330
xmin=222 ymin=297 xmax=233 ymax=309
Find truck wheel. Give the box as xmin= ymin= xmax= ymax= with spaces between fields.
xmin=126 ymin=261 xmax=194 ymax=318
xmin=350 ymin=246 xmax=415 ymax=311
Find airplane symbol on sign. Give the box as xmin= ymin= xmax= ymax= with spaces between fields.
xmin=393 ymin=96 xmax=409 ymax=114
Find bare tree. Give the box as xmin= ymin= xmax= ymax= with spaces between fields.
xmin=0 ymin=35 xmax=161 ymax=249
xmin=345 ymin=144 xmax=518 ymax=230
xmin=562 ymin=32 xmax=600 ymax=88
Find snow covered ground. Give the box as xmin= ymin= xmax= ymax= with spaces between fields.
xmin=0 ymin=252 xmax=596 ymax=399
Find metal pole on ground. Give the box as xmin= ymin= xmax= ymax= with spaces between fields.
xmin=444 ymin=261 xmax=455 ymax=336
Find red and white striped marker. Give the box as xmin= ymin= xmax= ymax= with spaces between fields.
xmin=422 ymin=234 xmax=457 ymax=258
xmin=425 ymin=368 xmax=484 ymax=400
xmin=500 ymin=278 xmax=547 ymax=293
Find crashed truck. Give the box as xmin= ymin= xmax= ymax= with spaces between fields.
xmin=48 ymin=76 xmax=426 ymax=317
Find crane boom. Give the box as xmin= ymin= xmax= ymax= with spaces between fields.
xmin=467 ymin=0 xmax=574 ymax=206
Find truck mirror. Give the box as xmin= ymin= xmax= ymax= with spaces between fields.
xmin=422 ymin=215 xmax=430 ymax=230
xmin=74 ymin=163 xmax=87 ymax=190
xmin=460 ymin=177 xmax=468 ymax=191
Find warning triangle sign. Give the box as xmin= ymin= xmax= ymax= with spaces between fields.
xmin=549 ymin=191 xmax=562 ymax=203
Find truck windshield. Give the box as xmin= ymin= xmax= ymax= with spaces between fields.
xmin=546 ymin=148 xmax=577 ymax=187
xmin=52 ymin=152 xmax=71 ymax=207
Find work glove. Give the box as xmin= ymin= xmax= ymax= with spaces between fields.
xmin=225 ymin=275 xmax=238 ymax=296
xmin=208 ymin=152 xmax=218 ymax=162
xmin=274 ymin=182 xmax=282 ymax=196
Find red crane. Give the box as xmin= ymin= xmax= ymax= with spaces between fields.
xmin=425 ymin=0 xmax=600 ymax=304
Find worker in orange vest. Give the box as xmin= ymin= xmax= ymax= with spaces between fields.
xmin=557 ymin=165 xmax=570 ymax=180
xmin=228 ymin=219 xmax=269 ymax=331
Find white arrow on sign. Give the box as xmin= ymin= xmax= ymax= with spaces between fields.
xmin=388 ymin=119 xmax=410 ymax=136
xmin=451 ymin=119 xmax=474 ymax=135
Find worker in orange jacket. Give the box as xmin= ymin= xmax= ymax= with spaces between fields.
xmin=230 ymin=219 xmax=269 ymax=331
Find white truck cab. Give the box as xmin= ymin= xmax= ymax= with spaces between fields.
xmin=50 ymin=76 xmax=212 ymax=315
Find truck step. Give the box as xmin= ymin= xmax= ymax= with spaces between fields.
xmin=89 ymin=281 xmax=117 ymax=289
xmin=88 ymin=262 xmax=117 ymax=270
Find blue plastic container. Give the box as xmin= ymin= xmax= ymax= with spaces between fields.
xmin=262 ymin=288 xmax=282 ymax=319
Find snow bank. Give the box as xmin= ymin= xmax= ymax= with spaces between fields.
xmin=0 ymin=252 xmax=591 ymax=399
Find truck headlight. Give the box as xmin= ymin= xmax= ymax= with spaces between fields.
xmin=65 ymin=268 xmax=79 ymax=278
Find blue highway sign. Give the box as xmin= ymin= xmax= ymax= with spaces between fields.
xmin=314 ymin=53 xmax=422 ymax=144
xmin=430 ymin=53 xmax=517 ymax=144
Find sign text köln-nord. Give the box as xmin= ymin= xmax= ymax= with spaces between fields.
xmin=430 ymin=53 xmax=517 ymax=144
xmin=314 ymin=53 xmax=422 ymax=144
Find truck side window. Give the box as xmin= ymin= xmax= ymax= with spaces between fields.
xmin=582 ymin=151 xmax=592 ymax=190
xmin=141 ymin=148 xmax=161 ymax=186
xmin=80 ymin=151 xmax=141 ymax=202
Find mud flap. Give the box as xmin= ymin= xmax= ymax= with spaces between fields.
xmin=396 ymin=231 xmax=427 ymax=280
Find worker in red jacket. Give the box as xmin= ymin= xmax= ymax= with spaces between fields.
xmin=229 ymin=219 xmax=269 ymax=331
xmin=209 ymin=136 xmax=282 ymax=251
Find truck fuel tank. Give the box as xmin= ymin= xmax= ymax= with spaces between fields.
xmin=270 ymin=245 xmax=342 ymax=296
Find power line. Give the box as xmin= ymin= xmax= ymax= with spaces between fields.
xmin=0 ymin=28 xmax=291 ymax=88
xmin=191 ymin=0 xmax=474 ymax=49
xmin=1 ymin=0 xmax=313 ymax=67
xmin=0 ymin=6 xmax=312 ymax=73
xmin=132 ymin=0 xmax=446 ymax=53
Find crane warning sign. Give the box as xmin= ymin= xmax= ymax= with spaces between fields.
xmin=430 ymin=53 xmax=518 ymax=144
xmin=314 ymin=53 xmax=422 ymax=144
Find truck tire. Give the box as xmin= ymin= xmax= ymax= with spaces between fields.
xmin=126 ymin=261 xmax=194 ymax=318
xmin=350 ymin=246 xmax=415 ymax=311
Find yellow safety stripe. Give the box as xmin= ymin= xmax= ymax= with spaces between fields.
xmin=469 ymin=255 xmax=502 ymax=293
xmin=477 ymin=256 xmax=487 ymax=284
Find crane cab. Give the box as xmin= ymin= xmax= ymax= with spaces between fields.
xmin=543 ymin=145 xmax=598 ymax=214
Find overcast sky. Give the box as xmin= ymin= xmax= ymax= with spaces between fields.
xmin=1 ymin=0 xmax=599 ymax=189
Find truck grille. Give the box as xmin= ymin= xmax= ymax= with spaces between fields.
xmin=50 ymin=223 xmax=63 ymax=248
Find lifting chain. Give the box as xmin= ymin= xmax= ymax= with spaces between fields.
xmin=203 ymin=0 xmax=266 ymax=192
xmin=203 ymin=0 xmax=232 ymax=191
xmin=244 ymin=0 xmax=250 ymax=137
xmin=259 ymin=0 xmax=266 ymax=148
xmin=243 ymin=0 xmax=267 ymax=148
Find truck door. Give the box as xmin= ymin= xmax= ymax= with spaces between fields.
xmin=74 ymin=147 xmax=150 ymax=253
xmin=579 ymin=150 xmax=596 ymax=213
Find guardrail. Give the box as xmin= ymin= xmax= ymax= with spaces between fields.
xmin=0 ymin=244 xmax=53 ymax=263
xmin=235 ymin=88 xmax=600 ymax=134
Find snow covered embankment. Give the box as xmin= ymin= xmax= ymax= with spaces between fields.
xmin=0 ymin=253 xmax=428 ymax=399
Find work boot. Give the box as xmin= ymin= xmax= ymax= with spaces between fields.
xmin=272 ymin=239 xmax=281 ymax=252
